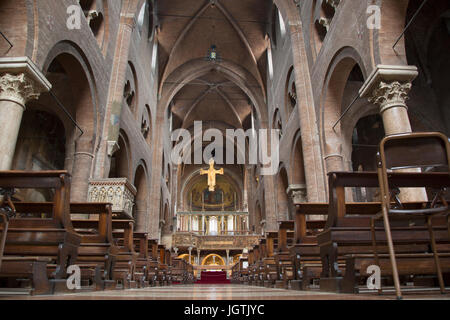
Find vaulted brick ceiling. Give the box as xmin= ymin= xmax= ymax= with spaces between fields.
xmin=156 ymin=0 xmax=272 ymax=130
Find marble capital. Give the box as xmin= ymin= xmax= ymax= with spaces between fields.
xmin=0 ymin=57 xmax=52 ymax=107
xmin=369 ymin=81 xmax=412 ymax=113
xmin=359 ymin=65 xmax=418 ymax=114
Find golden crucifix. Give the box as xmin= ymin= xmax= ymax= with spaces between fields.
xmin=200 ymin=158 xmax=224 ymax=191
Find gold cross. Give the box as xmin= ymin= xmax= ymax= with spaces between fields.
xmin=200 ymin=159 xmax=224 ymax=191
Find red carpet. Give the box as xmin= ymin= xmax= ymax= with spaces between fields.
xmin=195 ymin=271 xmax=231 ymax=284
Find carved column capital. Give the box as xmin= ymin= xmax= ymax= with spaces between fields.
xmin=0 ymin=73 xmax=41 ymax=107
xmin=369 ymin=81 xmax=412 ymax=114
xmin=0 ymin=57 xmax=52 ymax=107
xmin=359 ymin=65 xmax=418 ymax=114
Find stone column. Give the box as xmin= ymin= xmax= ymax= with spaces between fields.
xmin=72 ymin=138 xmax=95 ymax=202
xmin=360 ymin=65 xmax=427 ymax=201
xmin=226 ymin=249 xmax=230 ymax=266
xmin=0 ymin=57 xmax=52 ymax=170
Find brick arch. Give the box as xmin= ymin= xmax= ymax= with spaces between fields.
xmin=41 ymin=42 xmax=100 ymax=202
xmin=133 ymin=162 xmax=149 ymax=232
xmin=109 ymin=130 xmax=132 ymax=180
xmin=42 ymin=41 xmax=100 ymax=145
xmin=289 ymin=130 xmax=306 ymax=187
xmin=320 ymin=46 xmax=367 ymax=175
xmin=276 ymin=163 xmax=290 ymax=221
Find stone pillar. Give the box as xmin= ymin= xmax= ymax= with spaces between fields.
xmin=226 ymin=249 xmax=230 ymax=266
xmin=197 ymin=250 xmax=201 ymax=265
xmin=360 ymin=65 xmax=427 ymax=201
xmin=71 ymin=138 xmax=95 ymax=202
xmin=0 ymin=57 xmax=52 ymax=170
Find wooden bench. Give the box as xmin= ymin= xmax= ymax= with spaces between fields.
xmin=70 ymin=203 xmax=118 ymax=291
xmin=132 ymin=232 xmax=150 ymax=288
xmin=317 ymin=171 xmax=450 ymax=294
xmin=147 ymin=239 xmax=160 ymax=286
xmin=165 ymin=248 xmax=173 ymax=285
xmin=16 ymin=202 xmax=118 ymax=292
xmin=289 ymin=203 xmax=328 ymax=290
xmin=231 ymin=261 xmax=239 ymax=283
xmin=112 ymin=219 xmax=139 ymax=289
xmin=171 ymin=258 xmax=190 ymax=284
xmin=274 ymin=221 xmax=295 ymax=289
xmin=157 ymin=244 xmax=169 ymax=286
xmin=186 ymin=262 xmax=194 ymax=284
xmin=262 ymin=232 xmax=278 ymax=287
xmin=252 ymin=244 xmax=263 ymax=286
xmin=0 ymin=171 xmax=81 ymax=295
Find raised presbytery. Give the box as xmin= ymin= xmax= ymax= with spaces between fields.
xmin=0 ymin=0 xmax=450 ymax=301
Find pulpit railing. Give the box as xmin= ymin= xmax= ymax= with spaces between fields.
xmin=88 ymin=178 xmax=136 ymax=219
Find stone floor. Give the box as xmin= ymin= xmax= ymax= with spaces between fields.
xmin=1 ymin=284 xmax=450 ymax=300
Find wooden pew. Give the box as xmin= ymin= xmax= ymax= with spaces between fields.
xmin=157 ymin=244 xmax=169 ymax=286
xmin=112 ymin=219 xmax=139 ymax=289
xmin=289 ymin=203 xmax=328 ymax=290
xmin=230 ymin=255 xmax=249 ymax=285
xmin=252 ymin=243 xmax=263 ymax=286
xmin=257 ymin=239 xmax=268 ymax=286
xmin=274 ymin=221 xmax=295 ymax=289
xmin=133 ymin=232 xmax=150 ymax=288
xmin=185 ymin=261 xmax=194 ymax=284
xmin=147 ymin=239 xmax=159 ymax=286
xmin=238 ymin=256 xmax=249 ymax=284
xmin=0 ymin=171 xmax=81 ymax=295
xmin=171 ymin=258 xmax=190 ymax=284
xmin=318 ymin=171 xmax=450 ymax=294
xmin=262 ymin=232 xmax=278 ymax=287
xmin=171 ymin=257 xmax=185 ymax=283
xmin=165 ymin=248 xmax=173 ymax=285
xmin=231 ymin=261 xmax=240 ymax=284
xmin=66 ymin=203 xmax=117 ymax=291
xmin=9 ymin=202 xmax=118 ymax=292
